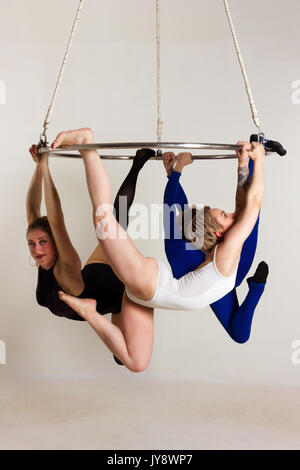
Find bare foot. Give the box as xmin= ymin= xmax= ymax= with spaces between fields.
xmin=51 ymin=128 xmax=94 ymax=149
xmin=58 ymin=291 xmax=97 ymax=320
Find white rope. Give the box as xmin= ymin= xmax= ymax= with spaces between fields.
xmin=223 ymin=0 xmax=261 ymax=131
xmin=156 ymin=0 xmax=163 ymax=142
xmin=42 ymin=0 xmax=84 ymax=139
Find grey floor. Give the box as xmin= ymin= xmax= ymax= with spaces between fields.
xmin=0 ymin=375 xmax=299 ymax=450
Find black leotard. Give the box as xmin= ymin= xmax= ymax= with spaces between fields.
xmin=35 ymin=149 xmax=154 ymax=365
xmin=36 ymin=263 xmax=124 ymax=320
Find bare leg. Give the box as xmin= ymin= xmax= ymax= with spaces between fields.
xmin=58 ymin=291 xmax=154 ymax=373
xmin=52 ymin=129 xmax=158 ymax=300
xmin=85 ymin=149 xmax=153 ymax=266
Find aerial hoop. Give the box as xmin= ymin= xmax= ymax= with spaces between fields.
xmin=38 ymin=141 xmax=275 ymax=160
xmin=38 ymin=1 xmax=286 ymax=161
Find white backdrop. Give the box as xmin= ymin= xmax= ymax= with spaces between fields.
xmin=0 ymin=0 xmax=299 ymax=386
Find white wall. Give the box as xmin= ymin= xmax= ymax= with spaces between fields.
xmin=0 ymin=0 xmax=299 ymax=385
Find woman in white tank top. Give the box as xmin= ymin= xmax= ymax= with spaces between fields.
xmin=52 ymin=128 xmax=265 ymax=372
xmin=125 ymin=246 xmax=237 ymax=311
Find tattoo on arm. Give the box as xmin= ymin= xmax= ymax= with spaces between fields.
xmin=237 ymin=166 xmax=250 ymax=192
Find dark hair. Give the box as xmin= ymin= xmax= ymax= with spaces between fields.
xmin=26 ymin=216 xmax=55 ymax=244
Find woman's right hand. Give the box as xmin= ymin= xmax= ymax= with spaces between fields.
xmin=29 ymin=144 xmax=48 ymax=165
xmin=174 ymin=152 xmax=193 ymax=173
xmin=248 ymin=142 xmax=265 ymax=162
xmin=236 ymin=141 xmax=251 ymax=166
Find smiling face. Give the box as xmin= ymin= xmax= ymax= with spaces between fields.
xmin=27 ymin=229 xmax=57 ymax=270
xmin=209 ymin=208 xmax=236 ymax=235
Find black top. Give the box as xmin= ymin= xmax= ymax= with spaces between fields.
xmin=36 ymin=263 xmax=124 ymax=321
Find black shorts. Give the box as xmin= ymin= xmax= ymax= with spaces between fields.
xmin=81 ymin=263 xmax=124 ymax=315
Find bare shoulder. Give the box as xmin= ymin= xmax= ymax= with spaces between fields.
xmin=214 ymin=241 xmax=240 ymax=278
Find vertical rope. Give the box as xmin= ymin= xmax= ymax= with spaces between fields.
xmin=41 ymin=0 xmax=84 ymax=141
xmin=156 ymin=0 xmax=163 ymax=142
xmin=223 ymin=0 xmax=261 ymax=131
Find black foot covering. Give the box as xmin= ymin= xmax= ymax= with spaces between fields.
xmin=133 ymin=148 xmax=155 ymax=170
xmin=250 ymin=135 xmax=287 ymax=157
xmin=113 ymin=147 xmax=154 ymax=230
xmin=247 ymin=261 xmax=269 ymax=286
xmin=113 ymin=355 xmax=124 ymax=366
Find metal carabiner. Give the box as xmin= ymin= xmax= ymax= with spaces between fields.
xmin=39 ymin=129 xmax=49 ymax=148
xmin=257 ymin=132 xmax=265 ymax=144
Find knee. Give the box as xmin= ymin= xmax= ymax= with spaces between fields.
xmin=129 ymin=356 xmax=150 ymax=373
xmin=113 ymin=354 xmax=149 ymax=372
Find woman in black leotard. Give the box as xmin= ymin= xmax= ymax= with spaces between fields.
xmin=26 ymin=143 xmax=154 ymax=371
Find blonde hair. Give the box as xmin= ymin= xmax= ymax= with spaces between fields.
xmin=182 ymin=205 xmax=224 ymax=254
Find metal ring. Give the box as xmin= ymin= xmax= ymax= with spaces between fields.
xmin=39 ymin=142 xmax=242 ymax=152
xmin=38 ymin=141 xmax=274 ymax=159
xmin=50 ymin=152 xmax=240 ymax=160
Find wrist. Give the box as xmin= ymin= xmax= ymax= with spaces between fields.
xmin=39 ymin=158 xmax=49 ymax=172
xmin=253 ymin=157 xmax=264 ymax=166
xmin=238 ymin=157 xmax=249 ymax=167
xmin=80 ymin=149 xmax=99 ymax=159
xmin=174 ymin=163 xmax=183 ymax=173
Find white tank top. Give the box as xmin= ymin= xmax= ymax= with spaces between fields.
xmin=126 ymin=246 xmax=237 ymax=311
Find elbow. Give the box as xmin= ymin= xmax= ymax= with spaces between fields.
xmin=253 ymin=195 xmax=263 ymax=209
xmin=26 ymin=207 xmax=41 ymax=225
xmin=248 ymin=191 xmax=264 ymax=210
xmin=47 ymin=209 xmax=64 ymax=226
xmin=256 ymin=187 xmax=264 ymax=207
xmin=27 ymin=205 xmax=40 ymax=216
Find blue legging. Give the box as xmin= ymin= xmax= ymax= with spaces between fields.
xmin=163 ymin=160 xmax=265 ymax=343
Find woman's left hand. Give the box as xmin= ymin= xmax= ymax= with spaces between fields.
xmin=163 ymin=152 xmax=176 ymax=176
xmin=29 ymin=144 xmax=48 ymax=165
